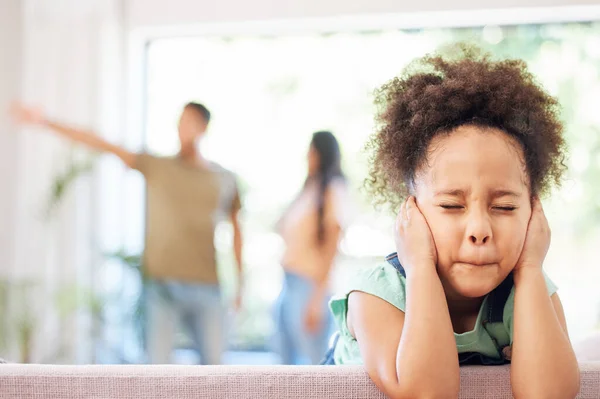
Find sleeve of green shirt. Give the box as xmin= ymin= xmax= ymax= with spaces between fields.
xmin=330 ymin=262 xmax=407 ymax=338
xmin=503 ymin=270 xmax=559 ymax=344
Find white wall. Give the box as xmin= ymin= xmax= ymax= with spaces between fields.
xmin=2 ymin=0 xmax=126 ymax=363
xmin=0 ymin=0 xmax=22 ymax=278
xmin=127 ymin=0 xmax=600 ymax=27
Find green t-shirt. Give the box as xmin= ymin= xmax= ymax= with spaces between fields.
xmin=329 ymin=262 xmax=558 ymax=365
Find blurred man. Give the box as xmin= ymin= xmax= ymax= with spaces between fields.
xmin=12 ymin=102 xmax=243 ymax=365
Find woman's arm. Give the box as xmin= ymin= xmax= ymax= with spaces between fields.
xmin=304 ymin=221 xmax=341 ymax=333
xmin=231 ymin=207 xmax=244 ymax=311
xmin=314 ymin=223 xmax=341 ymax=288
xmin=11 ymin=103 xmax=136 ymax=168
xmin=511 ymin=273 xmax=579 ymax=398
xmin=313 ymin=182 xmax=348 ymax=286
xmin=304 ymin=185 xmax=343 ymax=333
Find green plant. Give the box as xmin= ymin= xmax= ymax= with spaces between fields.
xmin=105 ymin=250 xmax=147 ymax=359
xmin=0 ymin=280 xmax=8 ymax=350
xmin=0 ymin=279 xmax=104 ymax=363
xmin=1 ymin=155 xmax=100 ymax=363
xmin=0 ymin=280 xmax=37 ymax=363
xmin=44 ymin=155 xmax=96 ymax=220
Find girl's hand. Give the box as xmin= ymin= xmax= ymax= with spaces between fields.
xmin=514 ymin=197 xmax=550 ymax=272
xmin=394 ymin=196 xmax=438 ymax=274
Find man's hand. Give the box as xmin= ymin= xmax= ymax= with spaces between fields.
xmin=10 ymin=102 xmax=45 ymax=125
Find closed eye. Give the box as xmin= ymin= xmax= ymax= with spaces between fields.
xmin=493 ymin=206 xmax=517 ymax=211
xmin=440 ymin=204 xmax=463 ymax=210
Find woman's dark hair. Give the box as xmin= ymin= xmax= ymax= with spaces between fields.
xmin=367 ymin=44 xmax=567 ymax=211
xmin=186 ymin=102 xmax=211 ymax=123
xmin=309 ymin=131 xmax=344 ymax=245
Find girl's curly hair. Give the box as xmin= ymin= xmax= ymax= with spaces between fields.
xmin=366 ymin=44 xmax=567 ymax=210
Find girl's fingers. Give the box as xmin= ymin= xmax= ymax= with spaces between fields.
xmin=396 ymin=201 xmax=406 ymax=231
xmin=406 ymin=196 xmax=415 ymax=220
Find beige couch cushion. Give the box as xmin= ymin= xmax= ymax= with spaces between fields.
xmin=1 ymin=363 xmax=599 ymax=398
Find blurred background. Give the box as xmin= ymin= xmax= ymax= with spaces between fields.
xmin=0 ymin=0 xmax=599 ymax=365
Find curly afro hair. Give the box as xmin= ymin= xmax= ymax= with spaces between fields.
xmin=366 ymin=44 xmax=567 ymax=211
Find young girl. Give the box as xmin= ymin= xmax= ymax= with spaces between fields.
xmin=326 ymin=46 xmax=580 ymax=398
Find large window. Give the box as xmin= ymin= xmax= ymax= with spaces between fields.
xmin=143 ymin=22 xmax=600 ymax=352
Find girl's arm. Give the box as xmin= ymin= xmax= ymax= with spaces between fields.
xmin=511 ymin=273 xmax=579 ymax=398
xmin=348 ymin=266 xmax=459 ymax=399
xmin=510 ymin=198 xmax=579 ymax=398
xmin=346 ymin=197 xmax=459 ymax=399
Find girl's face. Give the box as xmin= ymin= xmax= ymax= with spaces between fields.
xmin=414 ymin=125 xmax=532 ymax=299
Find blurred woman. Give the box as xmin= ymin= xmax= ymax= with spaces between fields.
xmin=275 ymin=131 xmax=350 ymax=365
